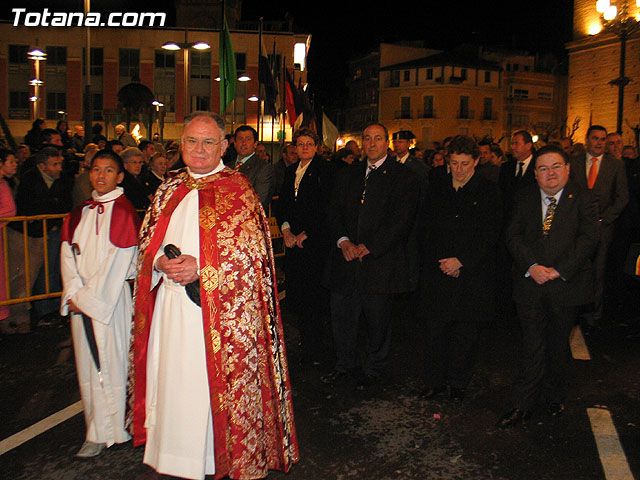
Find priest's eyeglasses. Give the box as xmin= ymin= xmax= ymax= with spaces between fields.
xmin=536 ymin=163 xmax=566 ymax=174
xmin=184 ymin=137 xmax=224 ymax=151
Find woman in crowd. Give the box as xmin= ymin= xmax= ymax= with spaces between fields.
xmin=0 ymin=149 xmax=18 ymax=334
xmin=276 ymin=127 xmax=335 ymax=367
xmin=420 ymin=135 xmax=502 ymax=402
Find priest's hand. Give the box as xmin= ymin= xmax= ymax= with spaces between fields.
xmin=156 ymin=254 xmax=199 ymax=286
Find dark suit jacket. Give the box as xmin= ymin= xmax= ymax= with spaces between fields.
xmin=506 ymin=181 xmax=600 ymax=306
xmin=233 ymin=153 xmax=275 ymax=213
xmin=14 ymin=167 xmax=73 ymax=237
xmin=422 ymin=172 xmax=502 ymax=319
xmin=276 ymin=156 xmax=334 ymax=242
xmin=325 ymin=157 xmax=419 ymax=295
xmin=569 ymin=153 xmax=629 ymax=226
xmin=121 ymin=170 xmax=151 ymax=211
xmin=499 ymin=157 xmax=536 ymax=221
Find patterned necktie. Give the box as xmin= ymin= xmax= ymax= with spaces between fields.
xmin=543 ymin=196 xmax=557 ymax=236
xmin=587 ymin=158 xmax=599 ymax=189
xmin=361 ymin=164 xmax=377 ymax=204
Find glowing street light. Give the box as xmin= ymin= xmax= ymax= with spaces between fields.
xmin=594 ymin=0 xmax=640 ymax=133
xmin=161 ymin=31 xmax=210 ymax=117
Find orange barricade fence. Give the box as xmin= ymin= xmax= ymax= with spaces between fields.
xmin=0 ymin=204 xmax=284 ymax=307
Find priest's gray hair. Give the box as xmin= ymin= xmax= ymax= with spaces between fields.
xmin=184 ymin=111 xmax=226 ymax=134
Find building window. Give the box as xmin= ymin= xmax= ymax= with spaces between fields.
xmin=461 ymin=68 xmax=467 ymax=80
xmin=155 ymin=50 xmax=175 ymax=69
xmin=92 ymin=93 xmax=103 ymax=121
xmin=390 ymin=70 xmax=400 ymax=87
xmin=46 ymin=92 xmax=66 ymax=120
xmin=9 ymin=91 xmax=30 ymax=119
xmin=423 ymin=96 xmax=434 ymax=118
xmin=537 ymin=91 xmax=553 ymax=101
xmin=458 ymin=96 xmax=470 ymax=118
xmin=484 ymin=71 xmax=491 ymax=83
xmin=9 ymin=45 xmax=29 ymax=64
xmin=46 ymin=46 xmax=66 ymax=66
xmin=83 ymin=47 xmax=104 ymax=76
xmin=235 ymin=52 xmax=247 ymax=73
xmin=483 ymin=97 xmax=493 ymax=120
xmin=426 ymin=68 xmax=433 ymax=80
xmin=190 ymin=50 xmax=211 ymax=79
xmin=403 ymin=70 xmax=410 ymax=82
xmin=512 ymin=88 xmax=529 ymax=99
xmin=119 ymin=48 xmax=140 ymax=81
xmin=400 ymin=96 xmax=411 ymax=119
xmin=193 ymin=95 xmax=210 ymax=111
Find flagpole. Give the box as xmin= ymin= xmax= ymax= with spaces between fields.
xmin=258 ymin=18 xmax=263 ymax=142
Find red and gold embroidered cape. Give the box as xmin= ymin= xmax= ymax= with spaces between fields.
xmin=127 ymin=168 xmax=299 ymax=479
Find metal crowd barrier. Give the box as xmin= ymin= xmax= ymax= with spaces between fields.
xmin=0 ymin=205 xmax=284 ymax=307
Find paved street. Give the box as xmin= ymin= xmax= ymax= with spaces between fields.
xmin=1 ymin=297 xmax=639 ymax=480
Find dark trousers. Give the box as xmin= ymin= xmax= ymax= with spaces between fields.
xmin=32 ymin=228 xmax=62 ymax=317
xmin=284 ymin=245 xmax=328 ymax=363
xmin=330 ymin=290 xmax=394 ymax=377
xmin=513 ymin=294 xmax=577 ymax=410
xmin=423 ymin=313 xmax=480 ymax=390
xmin=584 ymin=225 xmax=613 ymax=324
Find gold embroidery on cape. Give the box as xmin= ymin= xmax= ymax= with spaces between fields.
xmin=199 ymin=205 xmax=217 ymax=231
xmin=201 ymin=264 xmax=219 ymax=292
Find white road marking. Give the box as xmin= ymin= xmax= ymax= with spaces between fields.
xmin=0 ymin=401 xmax=83 ymax=455
xmin=570 ymin=325 xmax=591 ymax=360
xmin=587 ymin=407 xmax=634 ymax=480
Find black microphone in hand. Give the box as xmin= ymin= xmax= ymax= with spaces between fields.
xmin=164 ymin=244 xmax=201 ymax=307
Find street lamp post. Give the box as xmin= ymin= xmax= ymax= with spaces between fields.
xmin=162 ymin=30 xmax=210 ymax=120
xmin=595 ymin=0 xmax=640 ymax=133
xmin=28 ymin=48 xmax=46 ymax=119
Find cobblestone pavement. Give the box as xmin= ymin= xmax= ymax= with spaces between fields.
xmin=1 ymin=302 xmax=639 ymax=480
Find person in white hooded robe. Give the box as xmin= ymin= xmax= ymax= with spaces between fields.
xmin=60 ymin=150 xmax=141 ymax=458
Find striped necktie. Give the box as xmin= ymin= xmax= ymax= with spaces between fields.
xmin=543 ymin=196 xmax=557 ymax=236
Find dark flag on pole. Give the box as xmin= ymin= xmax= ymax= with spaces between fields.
xmin=259 ymin=54 xmax=278 ymax=117
xmin=284 ymin=68 xmax=299 ymax=127
xmin=219 ymin=16 xmax=237 ymax=116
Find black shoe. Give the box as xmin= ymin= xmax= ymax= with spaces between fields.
xmin=419 ymin=386 xmax=446 ymax=400
xmin=497 ymin=408 xmax=533 ymax=429
xmin=547 ymin=402 xmax=565 ymax=416
xmin=450 ymin=387 xmax=465 ymax=403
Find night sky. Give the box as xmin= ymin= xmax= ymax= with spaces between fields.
xmin=1 ymin=0 xmax=575 ymax=108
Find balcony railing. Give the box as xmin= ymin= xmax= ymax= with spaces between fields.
xmin=420 ymin=109 xmax=436 ymax=119
xmin=394 ymin=110 xmax=413 ymax=119
xmin=456 ymin=109 xmax=474 ymax=120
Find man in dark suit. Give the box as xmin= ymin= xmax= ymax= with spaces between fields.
xmin=324 ymin=123 xmax=419 ymax=388
xmin=569 ymin=125 xmax=628 ymax=327
xmin=419 ymin=136 xmax=502 ymax=402
xmin=392 ymin=130 xmax=429 ymax=332
xmin=228 ymin=125 xmax=275 ymax=213
xmin=498 ymin=145 xmax=599 ymax=427
xmin=499 ymin=130 xmax=537 ymax=221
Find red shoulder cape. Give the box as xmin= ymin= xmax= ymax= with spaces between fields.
xmin=61 ymin=194 xmax=141 ymax=248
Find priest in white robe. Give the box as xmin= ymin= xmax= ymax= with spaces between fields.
xmin=129 ymin=112 xmax=298 ymax=480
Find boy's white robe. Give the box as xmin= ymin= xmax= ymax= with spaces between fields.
xmin=60 ymin=187 xmax=137 ymax=447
